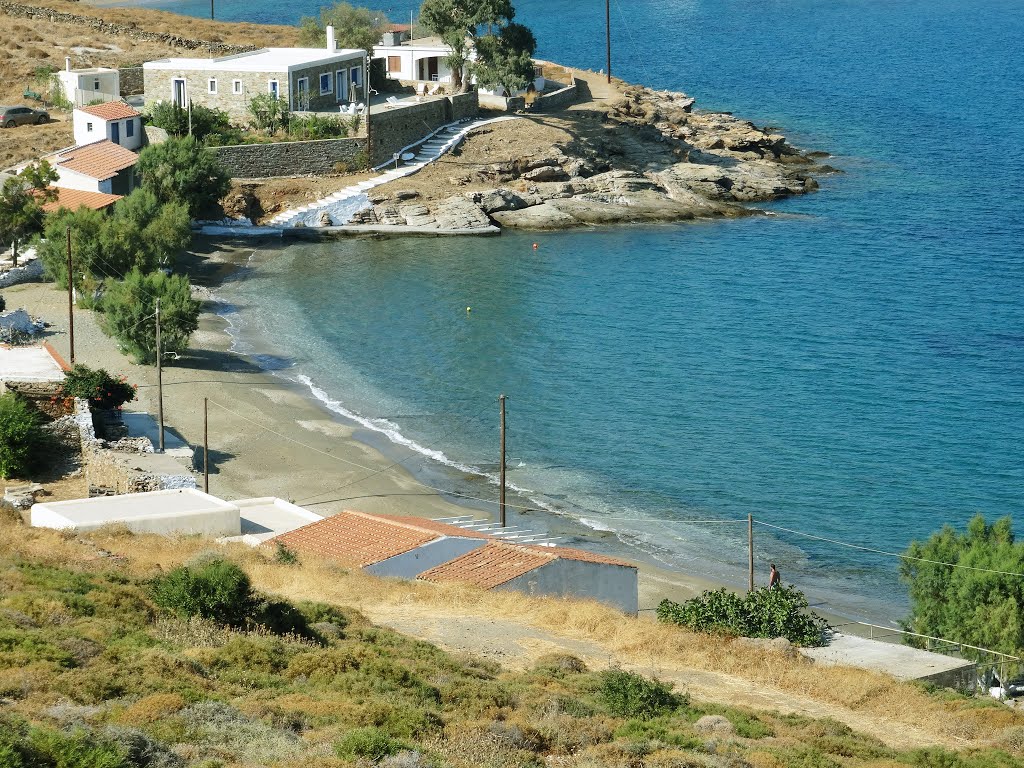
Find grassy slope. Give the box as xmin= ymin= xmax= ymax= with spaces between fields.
xmin=2 ymin=515 xmax=1023 ymax=768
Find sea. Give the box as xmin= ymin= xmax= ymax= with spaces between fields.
xmin=109 ymin=0 xmax=1024 ymax=624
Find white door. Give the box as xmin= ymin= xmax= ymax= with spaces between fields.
xmin=172 ymin=78 xmax=186 ymax=107
xmin=336 ymin=70 xmax=346 ymax=102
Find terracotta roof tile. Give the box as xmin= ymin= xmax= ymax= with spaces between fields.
xmin=523 ymin=544 xmax=634 ymax=567
xmin=371 ymin=513 xmax=493 ymax=539
xmin=78 ymin=101 xmax=141 ymax=121
xmin=271 ymin=510 xmax=443 ymax=567
xmin=41 ymin=187 xmax=122 ymax=213
xmin=56 ymin=140 xmax=138 ymax=181
xmin=418 ymin=542 xmax=553 ymax=588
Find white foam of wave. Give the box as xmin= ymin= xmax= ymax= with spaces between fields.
xmin=578 ymin=517 xmax=616 ymax=532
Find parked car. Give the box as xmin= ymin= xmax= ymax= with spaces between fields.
xmin=0 ymin=105 xmax=49 ymax=127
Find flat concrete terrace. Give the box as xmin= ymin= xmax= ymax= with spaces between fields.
xmin=802 ymin=632 xmax=976 ymax=689
xmin=0 ymin=344 xmax=65 ymax=383
xmin=220 ymin=497 xmax=324 ymax=546
xmin=31 ymin=488 xmax=240 ymax=535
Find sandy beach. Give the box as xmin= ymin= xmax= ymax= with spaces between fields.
xmin=4 ymin=240 xmax=728 ymax=611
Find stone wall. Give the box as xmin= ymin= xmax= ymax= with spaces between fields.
xmin=369 ymin=90 xmax=478 ymax=164
xmin=0 ymin=1 xmax=254 ymax=55
xmin=119 ymin=66 xmax=144 ymax=97
xmin=144 ymin=67 xmax=291 ymax=122
xmin=533 ymin=80 xmax=578 ymax=112
xmin=210 ymin=137 xmax=368 ymax=178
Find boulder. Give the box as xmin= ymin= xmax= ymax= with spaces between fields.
xmin=475 ymin=189 xmax=529 ymax=214
xmin=395 ymin=189 xmax=420 ymax=200
xmin=523 ymin=165 xmax=569 ymax=182
xmin=492 ymin=202 xmax=578 ymax=229
xmin=694 ymin=715 xmax=734 ymax=736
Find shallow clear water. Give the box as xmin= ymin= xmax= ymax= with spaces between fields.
xmin=124 ymin=0 xmax=1024 ymax=621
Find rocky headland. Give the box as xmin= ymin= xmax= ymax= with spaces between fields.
xmin=350 ymin=79 xmax=836 ymax=232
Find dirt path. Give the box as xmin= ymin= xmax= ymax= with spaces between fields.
xmin=363 ymin=604 xmax=948 ymax=751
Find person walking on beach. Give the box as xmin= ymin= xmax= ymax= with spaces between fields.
xmin=768 ymin=563 xmax=781 ymax=589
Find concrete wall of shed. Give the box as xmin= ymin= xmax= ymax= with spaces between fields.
xmin=499 ymin=560 xmax=639 ymax=615
xmin=367 ymin=537 xmax=487 ymax=579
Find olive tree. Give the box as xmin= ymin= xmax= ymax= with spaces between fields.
xmin=299 ymin=2 xmax=390 ymax=52
xmin=419 ymin=0 xmax=518 ymax=92
xmin=0 ymin=161 xmax=57 ymax=267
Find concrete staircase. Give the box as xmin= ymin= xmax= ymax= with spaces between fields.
xmin=266 ymin=115 xmax=518 ymax=230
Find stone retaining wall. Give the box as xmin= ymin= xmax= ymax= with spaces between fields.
xmin=119 ymin=66 xmax=144 ymax=97
xmin=533 ymin=80 xmax=578 ymax=112
xmin=370 ymin=90 xmax=479 ymax=164
xmin=0 ymin=1 xmax=254 ymax=55
xmin=210 ymin=137 xmax=368 ymax=178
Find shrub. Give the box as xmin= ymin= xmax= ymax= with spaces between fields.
xmin=0 ymin=392 xmax=51 ymax=479
xmin=598 ymin=669 xmax=683 ymax=720
xmin=657 ymin=585 xmax=830 ymax=647
xmin=60 ymin=365 xmax=136 ymax=411
xmin=151 ymin=558 xmax=255 ymax=627
xmin=137 ymin=136 xmax=230 ymax=219
xmin=100 ymin=268 xmax=200 ymax=365
xmin=287 ymin=114 xmax=350 ymax=139
xmin=247 ymin=93 xmax=290 ymax=134
xmin=333 ymin=727 xmax=406 ymax=761
xmin=0 ymin=294 xmax=5 ymax=311
xmin=27 ymin=727 xmax=131 ymax=768
xmin=148 ymin=101 xmax=232 ymax=144
xmin=274 ymin=542 xmax=299 ymax=565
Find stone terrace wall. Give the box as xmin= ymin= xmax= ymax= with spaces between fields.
xmin=370 ymin=90 xmax=479 ymax=164
xmin=0 ymin=1 xmax=254 ymax=55
xmin=119 ymin=66 xmax=144 ymax=97
xmin=533 ymin=80 xmax=578 ymax=112
xmin=210 ymin=137 xmax=368 ymax=178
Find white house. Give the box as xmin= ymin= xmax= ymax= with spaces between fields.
xmin=373 ymin=34 xmax=467 ymax=86
xmin=73 ymin=102 xmax=143 ymax=151
xmin=53 ymin=140 xmax=139 ymax=196
xmin=56 ymin=59 xmax=120 ymax=107
xmin=143 ymin=27 xmax=366 ymax=120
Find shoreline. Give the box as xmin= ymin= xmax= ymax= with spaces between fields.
xmin=3 ymin=242 xmax=734 ymax=614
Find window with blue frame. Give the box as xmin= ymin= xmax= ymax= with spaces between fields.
xmin=125 ymin=118 xmax=134 ymax=138
xmin=320 ymin=72 xmax=332 ymax=95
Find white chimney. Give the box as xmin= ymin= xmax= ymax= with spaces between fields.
xmin=326 ymin=25 xmax=336 ymax=51
xmin=65 ymin=57 xmax=71 ymax=72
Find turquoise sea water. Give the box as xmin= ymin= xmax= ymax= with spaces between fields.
xmin=122 ymin=0 xmax=1024 ymax=621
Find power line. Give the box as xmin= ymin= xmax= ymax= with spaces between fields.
xmin=754 ymin=519 xmax=1024 ymax=578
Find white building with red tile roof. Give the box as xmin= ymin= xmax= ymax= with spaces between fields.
xmin=53 ymin=140 xmax=139 ymax=196
xmin=271 ymin=510 xmax=639 ymax=614
xmin=73 ymin=102 xmax=144 ymax=151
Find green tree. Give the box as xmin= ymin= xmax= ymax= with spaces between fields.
xmin=0 ymin=161 xmax=58 ymax=267
xmin=0 ymin=393 xmax=50 ymax=479
xmin=298 ymin=2 xmax=390 ymax=52
xmin=472 ymin=22 xmax=536 ymax=92
xmin=37 ymin=206 xmax=107 ymax=289
xmin=136 ymin=136 xmax=230 ymax=219
xmin=899 ymin=515 xmax=1024 ymax=658
xmin=37 ymin=190 xmax=191 ymax=287
xmin=419 ymin=0 xmax=516 ymax=92
xmin=100 ymin=269 xmax=200 ymax=365
xmin=247 ymin=93 xmax=291 ymax=134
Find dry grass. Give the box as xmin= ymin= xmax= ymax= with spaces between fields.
xmin=3 ymin=521 xmax=1021 ymax=755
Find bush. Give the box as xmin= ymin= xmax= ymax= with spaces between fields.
xmin=148 ymin=101 xmax=232 ymax=144
xmin=0 ymin=392 xmax=51 ymax=479
xmin=60 ymin=365 xmax=136 ymax=411
xmin=0 ymin=294 xmax=5 ymax=311
xmin=287 ymin=114 xmax=350 ymax=139
xmin=657 ymin=585 xmax=830 ymax=647
xmin=333 ymin=727 xmax=406 ymax=761
xmin=137 ymin=136 xmax=230 ymax=219
xmin=598 ymin=669 xmax=683 ymax=720
xmin=151 ymin=558 xmax=255 ymax=628
xmin=100 ymin=268 xmax=200 ymax=365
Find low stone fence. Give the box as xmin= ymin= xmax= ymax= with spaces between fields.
xmin=209 ymin=90 xmax=480 ymax=177
xmin=210 ymin=137 xmax=368 ymax=178
xmin=532 ymin=79 xmax=578 ymax=112
xmin=0 ymin=1 xmax=254 ymax=55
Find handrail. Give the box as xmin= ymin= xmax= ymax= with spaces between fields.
xmin=853 ymin=621 xmax=1022 ymax=661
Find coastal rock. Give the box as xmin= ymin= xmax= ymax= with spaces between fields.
xmin=317 ymin=211 xmax=333 ymax=227
xmin=431 ymin=196 xmax=492 ymax=230
xmin=474 ymin=189 xmax=529 ymax=214
xmin=395 ymin=189 xmax=420 ymax=200
xmin=523 ymin=165 xmax=569 ymax=182
xmin=492 ymin=202 xmax=578 ymax=229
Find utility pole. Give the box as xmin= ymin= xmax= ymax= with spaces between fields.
xmin=155 ymin=298 xmax=164 ymax=453
xmin=210 ymin=0 xmax=214 ymax=19
xmin=605 ymin=0 xmax=612 ymax=84
xmin=65 ymin=226 xmax=74 ymax=364
xmin=203 ymin=397 xmax=209 ymax=493
xmin=365 ymin=53 xmax=372 ymax=169
xmin=499 ymin=394 xmax=507 ymax=527
xmin=747 ymin=513 xmax=754 ymax=592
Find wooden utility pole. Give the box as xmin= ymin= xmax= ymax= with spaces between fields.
xmin=210 ymin=0 xmax=214 ymax=19
xmin=65 ymin=226 xmax=74 ymax=364
xmin=155 ymin=298 xmax=164 ymax=453
xmin=747 ymin=513 xmax=754 ymax=592
xmin=203 ymin=397 xmax=209 ymax=493
xmin=605 ymin=0 xmax=612 ymax=84
xmin=364 ymin=54 xmax=372 ymax=168
xmin=499 ymin=394 xmax=507 ymax=527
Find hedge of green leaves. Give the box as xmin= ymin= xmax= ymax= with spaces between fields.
xmin=657 ymin=585 xmax=830 ymax=647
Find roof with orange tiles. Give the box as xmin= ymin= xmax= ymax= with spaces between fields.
xmin=55 ymin=140 xmax=138 ymax=181
xmin=78 ymin=101 xmax=141 ymax=121
xmin=40 ymin=187 xmax=122 ymax=213
xmin=418 ymin=542 xmax=554 ymax=589
xmin=270 ymin=510 xmax=485 ymax=567
xmin=418 ymin=540 xmax=636 ymax=589
xmin=371 ymin=513 xmax=493 ymax=539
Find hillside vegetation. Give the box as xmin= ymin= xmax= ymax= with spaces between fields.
xmin=2 ymin=517 xmax=1024 ymax=768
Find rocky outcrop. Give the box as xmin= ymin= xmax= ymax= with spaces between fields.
xmin=361 ymin=82 xmax=835 ymax=232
